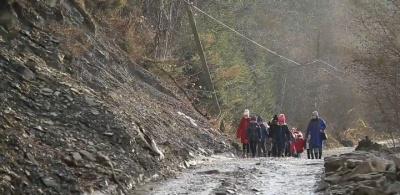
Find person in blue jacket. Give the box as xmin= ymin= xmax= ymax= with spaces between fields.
xmin=305 ymin=111 xmax=327 ymax=159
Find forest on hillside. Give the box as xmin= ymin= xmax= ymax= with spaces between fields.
xmin=80 ymin=0 xmax=400 ymax=145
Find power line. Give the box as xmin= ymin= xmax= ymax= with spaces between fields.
xmin=182 ymin=0 xmax=370 ymax=110
xmin=318 ymin=59 xmax=361 ymax=80
xmin=183 ymin=0 xmax=301 ymax=66
xmin=184 ymin=0 xmax=355 ymax=80
xmin=320 ymin=67 xmax=367 ymax=88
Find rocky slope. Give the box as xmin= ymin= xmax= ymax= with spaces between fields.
xmin=320 ymin=139 xmax=400 ymax=195
xmin=0 ymin=0 xmax=235 ymax=194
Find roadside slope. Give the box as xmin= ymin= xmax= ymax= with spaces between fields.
xmin=0 ymin=1 xmax=234 ymax=194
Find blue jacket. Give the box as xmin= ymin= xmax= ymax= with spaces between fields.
xmin=260 ymin=124 xmax=268 ymax=141
xmin=305 ymin=118 xmax=327 ymax=148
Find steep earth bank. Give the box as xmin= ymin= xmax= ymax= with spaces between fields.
xmin=0 ymin=1 xmax=235 ymax=194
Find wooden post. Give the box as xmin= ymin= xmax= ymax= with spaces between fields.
xmin=315 ymin=29 xmax=321 ymax=110
xmin=316 ymin=29 xmax=320 ymax=59
xmin=184 ymin=2 xmax=221 ymax=116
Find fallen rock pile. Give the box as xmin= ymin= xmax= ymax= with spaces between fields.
xmin=320 ymin=139 xmax=400 ymax=195
xmin=355 ymin=136 xmax=385 ymax=151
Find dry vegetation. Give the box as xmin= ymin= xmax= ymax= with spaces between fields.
xmin=49 ymin=22 xmax=89 ymax=55
xmin=47 ymin=0 xmax=400 ymax=143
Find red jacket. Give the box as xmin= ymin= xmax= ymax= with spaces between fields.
xmin=236 ymin=117 xmax=251 ymax=143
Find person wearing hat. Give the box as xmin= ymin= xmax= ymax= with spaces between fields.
xmin=257 ymin=116 xmax=268 ymax=157
xmin=246 ymin=115 xmax=261 ymax=158
xmin=305 ymin=111 xmax=327 ymax=159
xmin=267 ymin=115 xmax=279 ymax=157
xmin=271 ymin=114 xmax=291 ymax=157
xmin=236 ymin=109 xmax=251 ymax=158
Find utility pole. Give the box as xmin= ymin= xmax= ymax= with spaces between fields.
xmin=316 ymin=29 xmax=320 ymax=60
xmin=315 ymin=29 xmax=321 ymax=110
xmin=184 ymin=1 xmax=221 ymax=116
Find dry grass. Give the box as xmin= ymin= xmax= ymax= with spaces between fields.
xmin=97 ymin=8 xmax=155 ymax=61
xmin=46 ymin=0 xmax=155 ymax=61
xmin=49 ymin=22 xmax=89 ymax=56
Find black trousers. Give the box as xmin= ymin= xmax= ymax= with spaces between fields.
xmin=242 ymin=143 xmax=250 ymax=154
xmin=307 ymin=148 xmax=322 ymax=159
xmin=271 ymin=142 xmax=277 ymax=157
xmin=258 ymin=140 xmax=266 ymax=157
xmin=249 ymin=141 xmax=258 ymax=157
xmin=285 ymin=143 xmax=291 ymax=157
xmin=276 ymin=143 xmax=285 ymax=157
xmin=307 ymin=149 xmax=314 ymax=159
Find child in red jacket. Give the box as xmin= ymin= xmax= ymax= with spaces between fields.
xmin=236 ymin=109 xmax=251 ymax=158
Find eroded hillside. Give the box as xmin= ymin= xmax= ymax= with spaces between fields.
xmin=0 ymin=0 xmax=235 ymax=194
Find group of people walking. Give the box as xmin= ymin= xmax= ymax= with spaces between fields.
xmin=236 ymin=109 xmax=327 ymax=159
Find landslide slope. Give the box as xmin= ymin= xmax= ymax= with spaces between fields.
xmin=0 ymin=1 xmax=234 ymax=194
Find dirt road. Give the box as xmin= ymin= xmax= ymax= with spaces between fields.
xmin=135 ymin=147 xmax=354 ymax=195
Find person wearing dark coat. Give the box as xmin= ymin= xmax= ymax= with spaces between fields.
xmin=246 ymin=115 xmax=261 ymax=158
xmin=257 ymin=116 xmax=268 ymax=157
xmin=271 ymin=114 xmax=291 ymax=157
xmin=267 ymin=115 xmax=279 ymax=157
xmin=305 ymin=111 xmax=327 ymax=159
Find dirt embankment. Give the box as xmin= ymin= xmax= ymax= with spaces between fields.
xmin=0 ymin=1 xmax=235 ymax=194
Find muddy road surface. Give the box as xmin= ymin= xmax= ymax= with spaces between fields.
xmin=136 ymin=147 xmax=354 ymax=195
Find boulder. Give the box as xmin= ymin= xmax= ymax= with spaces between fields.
xmin=71 ymin=152 xmax=82 ymax=161
xmin=347 ymin=173 xmax=384 ymax=182
xmin=43 ymin=0 xmax=59 ymax=7
xmin=370 ymin=157 xmax=388 ymax=172
xmin=388 ymin=154 xmax=400 ymax=171
xmin=325 ymin=174 xmax=341 ymax=185
xmin=345 ymin=161 xmax=377 ymax=179
xmin=346 ymin=159 xmax=364 ymax=169
xmin=353 ymin=185 xmax=385 ymax=195
xmin=324 ymin=156 xmax=345 ymax=172
xmin=316 ymin=180 xmax=330 ymax=192
xmin=359 ymin=178 xmax=385 ymax=189
xmin=387 ymin=181 xmax=400 ymax=194
xmin=41 ymin=177 xmax=60 ymax=191
xmin=96 ymin=152 xmax=111 ymax=166
xmin=79 ymin=150 xmax=96 ymax=161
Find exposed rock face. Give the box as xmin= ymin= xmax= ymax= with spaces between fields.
xmin=0 ymin=0 xmax=235 ymax=194
xmin=321 ymin=138 xmax=400 ymax=195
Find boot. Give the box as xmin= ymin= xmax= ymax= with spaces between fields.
xmin=319 ymin=151 xmax=322 ymax=159
xmin=314 ymin=153 xmax=319 ymax=159
xmin=242 ymin=151 xmax=246 ymax=158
